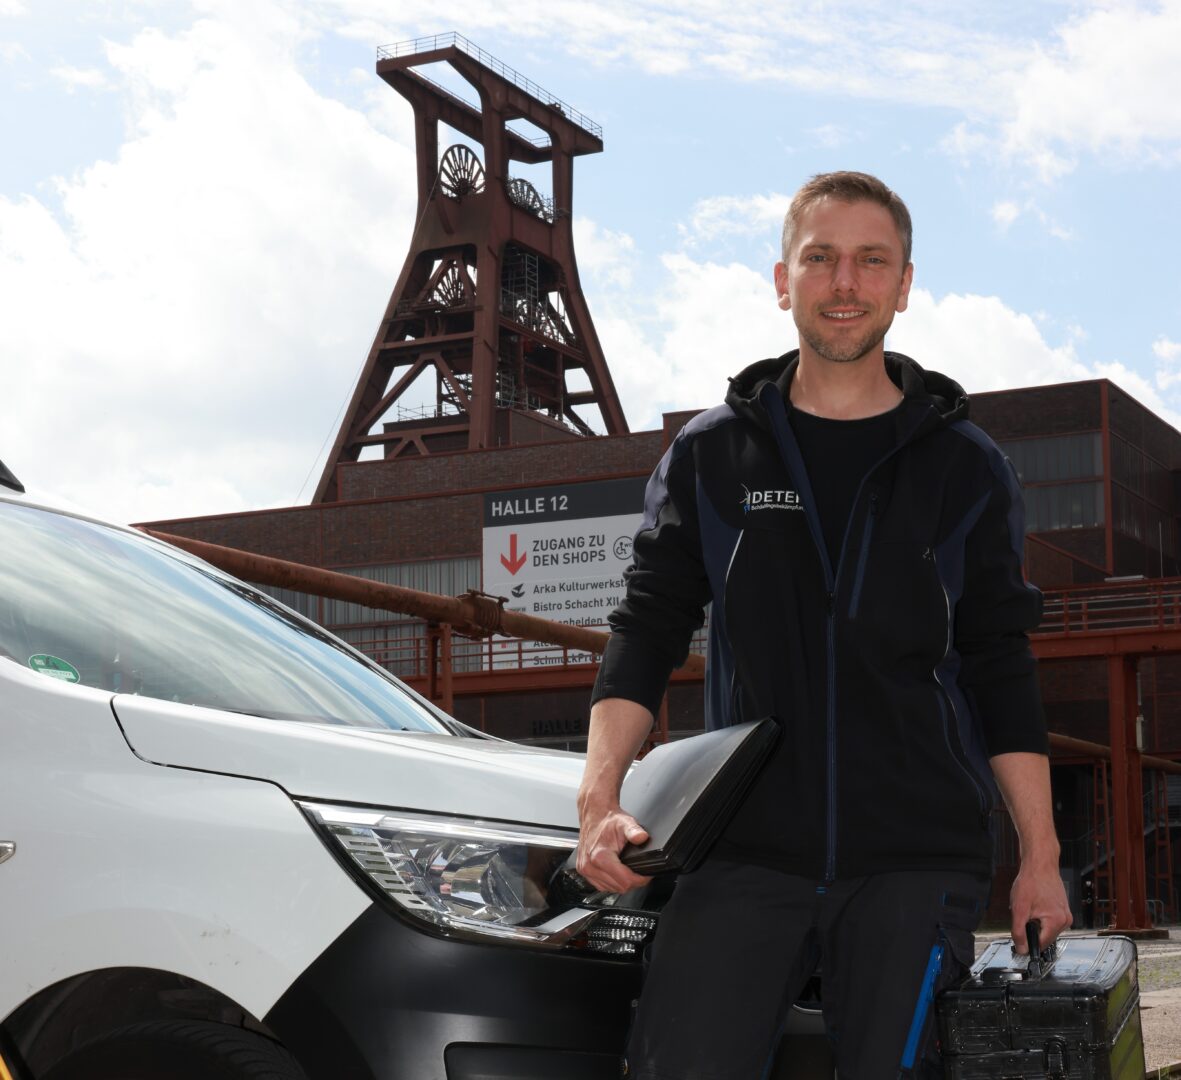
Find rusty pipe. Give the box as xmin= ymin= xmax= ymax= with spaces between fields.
xmin=1049 ymin=731 xmax=1181 ymax=776
xmin=143 ymin=530 xmax=707 ymax=677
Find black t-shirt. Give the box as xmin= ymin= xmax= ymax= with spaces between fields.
xmin=787 ymin=405 xmax=900 ymax=571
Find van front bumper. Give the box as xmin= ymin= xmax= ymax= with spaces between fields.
xmin=265 ymin=903 xmax=639 ymax=1080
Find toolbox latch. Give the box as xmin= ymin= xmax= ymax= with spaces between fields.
xmin=1041 ymin=1036 xmax=1069 ymax=1078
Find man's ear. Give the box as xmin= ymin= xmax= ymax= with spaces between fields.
xmin=773 ymin=262 xmax=791 ymax=311
xmin=896 ymin=262 xmax=914 ymax=313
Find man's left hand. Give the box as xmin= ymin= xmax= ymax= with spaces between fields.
xmin=989 ymin=752 xmax=1074 ymax=955
xmin=1009 ymin=859 xmax=1073 ymax=955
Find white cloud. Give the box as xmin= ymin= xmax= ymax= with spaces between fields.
xmin=991 ymin=200 xmax=1020 ymax=230
xmin=49 ymin=64 xmax=110 ymax=91
xmin=942 ymin=4 xmax=1181 ymax=178
xmin=941 ymin=122 xmax=994 ymax=168
xmin=881 ymin=290 xmax=1181 ymax=431
xmin=586 ymin=259 xmax=1181 ymax=439
xmin=886 ymin=289 xmax=1091 ymax=396
xmin=648 ymin=253 xmax=790 ymax=415
xmin=325 ymin=0 xmax=1020 ymax=108
xmin=0 ymin=0 xmax=26 ymax=15
xmin=582 ymin=251 xmax=789 ymax=431
xmin=572 ymin=218 xmax=637 ymax=290
xmin=584 ymin=247 xmax=1181 ymax=439
xmin=678 ymin=192 xmax=790 ymax=250
xmin=0 ymin=4 xmax=416 ymax=524
xmin=989 ymin=198 xmax=1073 ymax=240
xmin=1002 ymin=4 xmax=1181 ymax=165
xmin=1153 ymin=336 xmax=1181 ymax=362
xmin=808 ymin=124 xmax=851 ymax=149
xmin=324 ymin=2 xmax=1181 ymax=185
xmin=1153 ymin=337 xmax=1181 ymax=391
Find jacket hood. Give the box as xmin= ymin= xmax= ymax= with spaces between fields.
xmin=724 ymin=350 xmax=968 ymax=436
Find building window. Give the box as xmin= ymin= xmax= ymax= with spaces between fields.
xmin=1023 ymin=482 xmax=1104 ymax=532
xmin=998 ymin=433 xmax=1101 ymax=484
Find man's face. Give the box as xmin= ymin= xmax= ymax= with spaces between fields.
xmin=773 ymin=197 xmax=913 ymax=366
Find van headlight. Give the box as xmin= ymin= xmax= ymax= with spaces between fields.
xmin=299 ymin=801 xmax=656 ymax=958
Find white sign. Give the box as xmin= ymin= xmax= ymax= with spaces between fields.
xmin=481 ymin=478 xmax=645 ymax=668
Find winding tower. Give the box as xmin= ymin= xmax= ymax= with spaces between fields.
xmin=313 ymin=34 xmax=627 ymax=503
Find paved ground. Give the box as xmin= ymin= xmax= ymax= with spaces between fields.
xmin=974 ymin=926 xmax=1181 ymax=1072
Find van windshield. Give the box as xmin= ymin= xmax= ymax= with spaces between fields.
xmin=0 ymin=501 xmax=451 ymax=734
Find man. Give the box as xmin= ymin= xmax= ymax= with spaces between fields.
xmin=576 ymin=172 xmax=1072 ymax=1078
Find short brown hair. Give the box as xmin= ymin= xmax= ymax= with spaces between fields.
xmin=781 ymin=171 xmax=913 ymax=265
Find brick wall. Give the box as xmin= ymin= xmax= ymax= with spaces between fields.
xmin=1110 ymin=386 xmax=1181 ymax=466
xmin=971 ymin=381 xmax=1102 ymax=440
xmin=1033 ymin=526 xmax=1107 ymax=570
xmin=338 ymin=430 xmax=664 ymax=502
xmin=143 ymin=506 xmax=325 ymax=565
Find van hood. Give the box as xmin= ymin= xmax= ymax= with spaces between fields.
xmin=113 ymin=696 xmax=587 ymax=830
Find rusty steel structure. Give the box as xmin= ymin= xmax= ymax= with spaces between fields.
xmin=1030 ymin=577 xmax=1181 ymax=934
xmin=314 ymin=33 xmax=626 ymax=502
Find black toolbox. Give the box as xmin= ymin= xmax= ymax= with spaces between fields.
xmin=935 ymin=924 xmax=1145 ymax=1079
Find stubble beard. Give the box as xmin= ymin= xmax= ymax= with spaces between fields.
xmin=799 ymin=318 xmax=891 ymax=365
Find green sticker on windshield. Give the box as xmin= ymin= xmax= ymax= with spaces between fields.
xmin=28 ymin=654 xmax=81 ymax=683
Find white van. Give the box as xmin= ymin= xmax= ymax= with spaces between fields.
xmin=0 ymin=469 xmax=827 ymax=1080
xmin=0 ymin=471 xmax=674 ymax=1080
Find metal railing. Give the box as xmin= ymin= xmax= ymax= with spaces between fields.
xmin=1035 ymin=576 xmax=1181 ymax=637
xmin=376 ymin=32 xmax=602 ymax=140
xmin=343 ymin=621 xmax=709 ymax=680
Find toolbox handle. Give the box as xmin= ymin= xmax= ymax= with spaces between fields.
xmin=1022 ymin=918 xmax=1058 ymax=978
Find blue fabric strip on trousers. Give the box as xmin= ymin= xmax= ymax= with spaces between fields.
xmin=900 ymin=943 xmax=944 ymax=1069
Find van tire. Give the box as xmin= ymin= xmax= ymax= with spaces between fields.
xmin=40 ymin=1020 xmax=307 ymax=1080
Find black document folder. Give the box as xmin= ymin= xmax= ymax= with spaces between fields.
xmin=619 ymin=717 xmax=779 ymax=875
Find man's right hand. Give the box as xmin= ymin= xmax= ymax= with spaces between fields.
xmin=576 ymin=697 xmax=659 ymax=894
xmin=576 ymin=800 xmax=653 ymax=894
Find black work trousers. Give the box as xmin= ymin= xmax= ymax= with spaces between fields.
xmin=624 ymin=861 xmax=990 ymax=1080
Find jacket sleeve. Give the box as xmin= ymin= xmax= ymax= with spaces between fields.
xmin=591 ymin=434 xmax=712 ymax=716
xmin=955 ymin=451 xmax=1049 ymax=757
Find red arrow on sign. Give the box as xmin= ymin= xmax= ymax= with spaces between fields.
xmin=500 ymin=533 xmax=528 ymax=575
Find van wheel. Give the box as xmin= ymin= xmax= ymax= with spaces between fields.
xmin=40 ymin=1020 xmax=307 ymax=1080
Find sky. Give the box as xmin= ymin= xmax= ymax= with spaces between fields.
xmin=3 ymin=0 xmax=1181 ymax=525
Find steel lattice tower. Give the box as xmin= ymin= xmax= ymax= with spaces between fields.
xmin=313 ymin=34 xmax=628 ymax=503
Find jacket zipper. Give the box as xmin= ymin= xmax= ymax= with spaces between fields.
xmin=935 ymin=689 xmax=989 ymax=820
xmin=822 ymin=481 xmax=871 ymax=879
xmin=729 ymin=671 xmax=744 ymax=725
xmin=847 ymin=493 xmax=879 ymax=620
xmin=824 ymin=590 xmax=836 ymax=880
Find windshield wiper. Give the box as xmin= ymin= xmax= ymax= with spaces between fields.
xmin=0 ymin=460 xmax=24 ymax=493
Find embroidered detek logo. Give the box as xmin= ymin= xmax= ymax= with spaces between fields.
xmin=740 ymin=484 xmax=804 ymax=514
